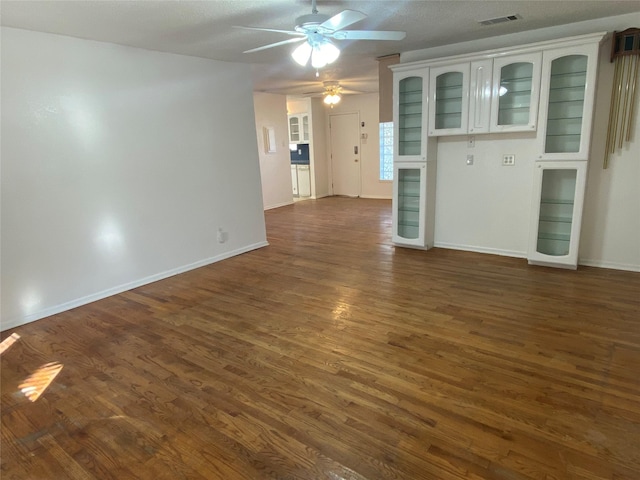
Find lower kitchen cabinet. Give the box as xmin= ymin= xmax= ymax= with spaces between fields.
xmin=290 ymin=165 xmax=298 ymax=196
xmin=527 ymin=161 xmax=587 ymax=269
xmin=297 ymin=165 xmax=311 ymax=197
xmin=392 ymin=161 xmax=436 ymax=249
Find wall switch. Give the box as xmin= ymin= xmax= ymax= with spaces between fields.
xmin=502 ymin=154 xmax=515 ymax=166
xmin=468 ymin=136 xmax=475 ymax=148
xmin=217 ymin=227 xmax=227 ymax=244
xmin=466 ymin=154 xmax=474 ymax=165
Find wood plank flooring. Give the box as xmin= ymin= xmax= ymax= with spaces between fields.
xmin=2 ymin=196 xmax=639 ymax=479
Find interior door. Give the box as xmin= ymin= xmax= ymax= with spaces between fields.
xmin=330 ymin=112 xmax=361 ymax=197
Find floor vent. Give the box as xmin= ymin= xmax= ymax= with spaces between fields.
xmin=478 ymin=14 xmax=521 ymax=26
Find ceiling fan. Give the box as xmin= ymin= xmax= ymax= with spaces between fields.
xmin=238 ymin=0 xmax=406 ymax=69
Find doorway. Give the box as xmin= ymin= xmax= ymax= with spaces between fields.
xmin=330 ymin=112 xmax=361 ymax=197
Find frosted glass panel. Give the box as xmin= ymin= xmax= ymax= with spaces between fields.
xmin=435 ymin=72 xmax=463 ymax=129
xmin=398 ymin=77 xmax=423 ymax=156
xmin=536 ymin=169 xmax=577 ymax=256
xmin=397 ymin=168 xmax=421 ymax=239
xmin=289 ymin=117 xmax=300 ymax=142
xmin=545 ymin=55 xmax=587 ymax=153
xmin=498 ymin=62 xmax=533 ymax=125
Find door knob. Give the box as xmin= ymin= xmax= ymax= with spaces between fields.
xmin=354 ymin=159 xmax=359 ymax=162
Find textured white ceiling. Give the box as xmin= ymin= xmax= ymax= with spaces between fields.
xmin=2 ymin=1 xmax=639 ymax=96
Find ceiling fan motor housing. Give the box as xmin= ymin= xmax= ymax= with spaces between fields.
xmin=295 ymin=13 xmax=332 ymax=34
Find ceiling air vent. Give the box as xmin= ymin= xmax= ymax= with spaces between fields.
xmin=478 ymin=14 xmax=521 ymax=26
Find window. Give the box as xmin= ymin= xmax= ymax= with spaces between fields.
xmin=379 ymin=122 xmax=394 ymax=181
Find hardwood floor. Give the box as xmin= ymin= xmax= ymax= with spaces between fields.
xmin=2 ymin=197 xmax=639 ymax=479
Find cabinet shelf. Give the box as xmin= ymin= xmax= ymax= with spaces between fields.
xmin=539 ymin=215 xmax=573 ymax=223
xmin=541 ymin=198 xmax=574 ymax=205
xmin=550 ymin=70 xmax=587 ymax=79
xmin=537 ymin=232 xmax=571 ymax=242
xmin=399 ymin=220 xmax=420 ymax=228
xmin=545 ymin=133 xmax=581 ymax=138
xmin=499 ymin=105 xmax=531 ymax=112
xmin=436 ymin=85 xmax=463 ymax=92
xmin=548 ymin=99 xmax=585 ymax=105
xmin=501 ymin=88 xmax=533 ymax=95
xmin=400 ymin=87 xmax=423 ymax=94
xmin=398 ymin=206 xmax=420 ymax=213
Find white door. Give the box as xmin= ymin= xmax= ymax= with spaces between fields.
xmin=330 ymin=113 xmax=360 ymax=197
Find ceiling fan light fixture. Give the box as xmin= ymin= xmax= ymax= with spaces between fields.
xmin=323 ymin=93 xmax=341 ymax=106
xmin=292 ymin=41 xmax=312 ymax=66
xmin=310 ymin=41 xmax=340 ymax=69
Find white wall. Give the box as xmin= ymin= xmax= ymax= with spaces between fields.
xmin=402 ymin=13 xmax=640 ymax=270
xmin=580 ymin=34 xmax=640 ymax=271
xmin=253 ymin=92 xmax=293 ymax=210
xmin=310 ymin=97 xmax=330 ymax=199
xmin=324 ymin=93 xmax=392 ymax=199
xmin=1 ymin=27 xmax=268 ymax=330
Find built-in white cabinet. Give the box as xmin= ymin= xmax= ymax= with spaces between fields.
xmin=288 ymin=114 xmax=309 ymax=144
xmin=389 ymin=32 xmax=604 ymax=266
xmin=528 ymin=161 xmax=587 ymax=269
xmin=468 ymin=60 xmax=493 ymax=134
xmin=536 ymin=43 xmax=600 ymax=160
xmin=394 ymin=70 xmax=429 ymax=161
xmin=429 ymin=63 xmax=470 ymax=136
xmin=490 ymin=52 xmax=542 ymax=132
xmin=392 ymin=161 xmax=437 ymax=249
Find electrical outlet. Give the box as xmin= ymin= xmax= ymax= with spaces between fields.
xmin=468 ymin=136 xmax=475 ymax=148
xmin=466 ymin=154 xmax=474 ymax=165
xmin=502 ymin=154 xmax=515 ymax=166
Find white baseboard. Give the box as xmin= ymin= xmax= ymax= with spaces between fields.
xmin=264 ymin=200 xmax=294 ymax=211
xmin=0 ymin=241 xmax=269 ymax=332
xmin=359 ymin=195 xmax=392 ymax=200
xmin=578 ymin=258 xmax=640 ymax=272
xmin=434 ymin=242 xmax=527 ymax=259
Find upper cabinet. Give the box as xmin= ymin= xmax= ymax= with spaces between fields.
xmin=288 ymin=114 xmax=310 ymax=144
xmin=429 ymin=63 xmax=470 ymax=136
xmin=536 ymin=43 xmax=600 ymax=160
xmin=394 ymin=69 xmax=429 ymax=161
xmin=490 ymin=52 xmax=542 ymax=133
xmin=427 ymin=53 xmax=542 ymax=136
xmin=468 ymin=60 xmax=493 ymax=134
xmin=391 ymin=32 xmax=604 ymax=143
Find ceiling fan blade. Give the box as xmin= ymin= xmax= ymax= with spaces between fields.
xmin=234 ymin=26 xmax=303 ymax=36
xmin=320 ymin=9 xmax=367 ymax=32
xmin=331 ymin=30 xmax=406 ymax=41
xmin=244 ymin=37 xmax=306 ymax=54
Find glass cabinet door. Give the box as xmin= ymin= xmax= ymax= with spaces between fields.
xmin=302 ymin=115 xmax=310 ymax=143
xmin=395 ymin=74 xmax=426 ymax=161
xmin=392 ymin=162 xmax=434 ymax=248
xmin=429 ymin=64 xmax=469 ymax=136
xmin=396 ymin=168 xmax=422 ymax=240
xmin=536 ymin=43 xmax=599 ymax=161
xmin=544 ymin=55 xmax=588 ymax=154
xmin=528 ymin=161 xmax=587 ymax=269
xmin=289 ymin=116 xmax=300 ymax=143
xmin=536 ymin=169 xmax=577 ymax=257
xmin=490 ymin=52 xmax=541 ymax=132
